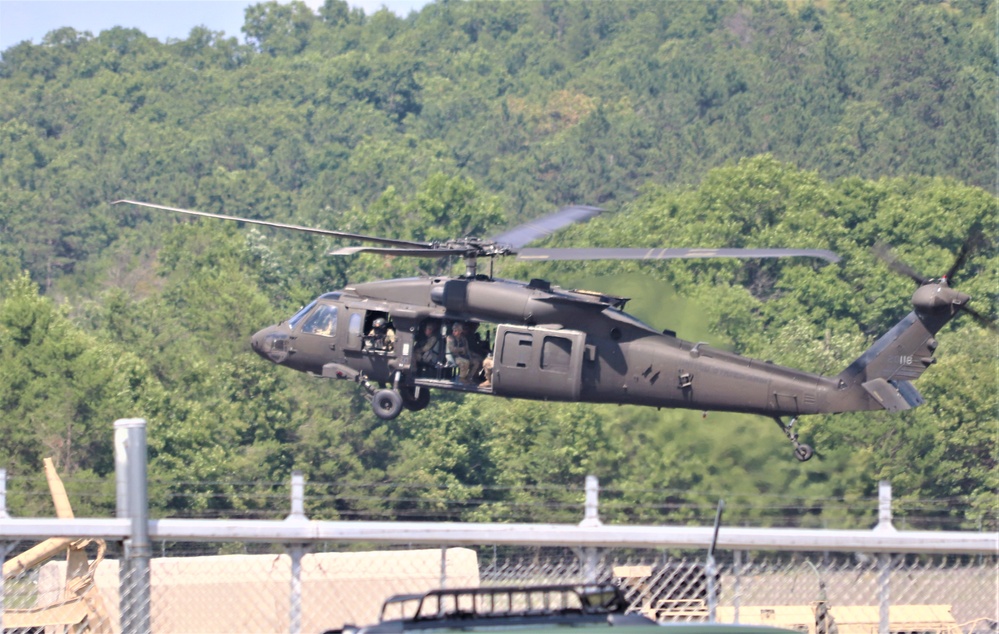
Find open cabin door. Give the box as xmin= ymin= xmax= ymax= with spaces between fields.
xmin=492 ymin=325 xmax=585 ymax=401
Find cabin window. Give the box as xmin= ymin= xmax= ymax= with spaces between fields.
xmin=500 ymin=332 xmax=533 ymax=368
xmin=541 ymin=336 xmax=572 ymax=372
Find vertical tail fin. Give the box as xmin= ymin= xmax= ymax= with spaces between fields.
xmin=835 ymin=312 xmax=932 ymax=412
xmin=836 ymin=278 xmax=970 ymax=412
xmin=818 ymin=240 xmax=991 ymax=419
xmin=837 ymin=312 xmax=940 ymax=384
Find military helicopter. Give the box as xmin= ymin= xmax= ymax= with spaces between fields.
xmin=115 ymin=200 xmax=988 ymax=461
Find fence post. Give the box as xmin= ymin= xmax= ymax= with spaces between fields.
xmin=286 ymin=470 xmax=307 ymax=634
xmin=878 ymin=554 xmax=891 ymax=634
xmin=0 ymin=468 xmax=11 ymax=633
xmin=440 ymin=545 xmax=448 ymax=589
xmin=114 ymin=425 xmax=130 ymax=630
xmin=115 ymin=418 xmax=151 ymax=634
xmin=579 ymin=475 xmax=602 ymax=583
xmin=706 ymin=501 xmax=724 ymax=623
xmin=875 ymin=481 xmax=895 ymax=532
xmin=732 ymin=549 xmax=741 ymax=624
xmin=874 ymin=480 xmax=894 ymax=634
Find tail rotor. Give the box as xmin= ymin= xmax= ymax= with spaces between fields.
xmin=873 ymin=235 xmax=997 ymax=333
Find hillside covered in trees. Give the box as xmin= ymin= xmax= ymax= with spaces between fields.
xmin=0 ymin=0 xmax=995 ymax=530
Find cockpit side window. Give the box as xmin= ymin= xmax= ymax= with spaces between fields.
xmin=348 ymin=313 xmax=363 ymax=338
xmin=301 ymin=305 xmax=338 ymax=337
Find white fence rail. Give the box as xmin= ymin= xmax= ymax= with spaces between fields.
xmin=1 ymin=419 xmax=996 ymax=634
xmin=2 ymin=516 xmax=996 ymax=553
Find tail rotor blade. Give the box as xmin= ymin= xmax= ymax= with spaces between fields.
xmin=943 ymin=238 xmax=974 ymax=283
xmin=961 ymin=305 xmax=999 ymax=334
xmin=947 ymin=224 xmax=994 ymax=283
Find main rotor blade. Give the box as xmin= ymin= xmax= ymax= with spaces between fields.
xmin=514 ymin=247 xmax=841 ymax=263
xmin=113 ymin=200 xmax=432 ymax=250
xmin=489 ymin=205 xmax=604 ymax=248
xmin=329 ymin=246 xmax=472 ymax=258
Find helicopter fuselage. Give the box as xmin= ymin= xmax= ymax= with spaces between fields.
xmin=249 ymin=275 xmax=880 ymax=419
xmin=114 ymin=199 xmax=978 ymax=462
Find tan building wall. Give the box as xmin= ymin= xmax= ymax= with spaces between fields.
xmin=716 ymin=604 xmax=961 ymax=634
xmin=37 ymin=547 xmax=479 ymax=633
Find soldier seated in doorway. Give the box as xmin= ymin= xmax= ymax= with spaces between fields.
xmin=366 ymin=317 xmax=396 ymax=352
xmin=446 ymin=322 xmax=481 ymax=385
xmin=415 ymin=320 xmax=443 ymax=373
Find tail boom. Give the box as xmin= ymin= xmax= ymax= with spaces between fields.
xmin=828 ymin=294 xmax=962 ymax=413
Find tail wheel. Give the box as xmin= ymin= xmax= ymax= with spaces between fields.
xmin=400 ymin=385 xmax=431 ymax=411
xmin=371 ymin=389 xmax=404 ymax=420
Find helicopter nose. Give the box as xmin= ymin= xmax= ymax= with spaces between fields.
xmin=250 ymin=326 xmax=290 ymax=363
xmin=250 ymin=328 xmax=265 ymax=355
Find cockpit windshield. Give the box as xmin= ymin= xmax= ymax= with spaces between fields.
xmin=287 ymin=300 xmax=317 ymax=329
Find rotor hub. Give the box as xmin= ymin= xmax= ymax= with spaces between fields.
xmin=911 ymin=281 xmax=970 ymax=313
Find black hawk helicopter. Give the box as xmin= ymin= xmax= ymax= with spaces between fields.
xmin=116 ymin=200 xmax=988 ymax=461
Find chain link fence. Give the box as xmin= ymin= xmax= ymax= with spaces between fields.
xmin=3 ymin=540 xmax=995 ymax=634
xmin=2 ymin=437 xmax=996 ymax=634
xmin=480 ymin=548 xmax=995 ymax=629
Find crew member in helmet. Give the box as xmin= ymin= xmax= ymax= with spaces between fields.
xmin=367 ymin=317 xmax=396 ymax=351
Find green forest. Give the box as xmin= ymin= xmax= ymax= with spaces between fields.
xmin=0 ymin=0 xmax=995 ymax=531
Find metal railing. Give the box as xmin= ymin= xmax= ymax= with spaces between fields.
xmin=1 ymin=419 xmax=996 ymax=634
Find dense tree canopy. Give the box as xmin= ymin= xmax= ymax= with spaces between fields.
xmin=0 ymin=0 xmax=995 ymax=530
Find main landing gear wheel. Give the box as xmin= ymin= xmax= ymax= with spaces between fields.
xmin=794 ymin=444 xmax=814 ymax=462
xmin=400 ymin=385 xmax=431 ymax=411
xmin=773 ymin=416 xmax=815 ymax=462
xmin=371 ymin=389 xmax=404 ymax=420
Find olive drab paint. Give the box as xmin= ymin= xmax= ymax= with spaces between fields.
xmin=116 ymin=200 xmax=987 ymax=462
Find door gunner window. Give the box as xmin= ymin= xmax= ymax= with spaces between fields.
xmin=541 ymin=336 xmax=571 ymax=372
xmin=500 ymin=332 xmax=533 ymax=368
xmin=301 ymin=305 xmax=338 ymax=337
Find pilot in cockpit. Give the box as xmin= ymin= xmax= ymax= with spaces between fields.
xmin=303 ymin=305 xmax=337 ymax=337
